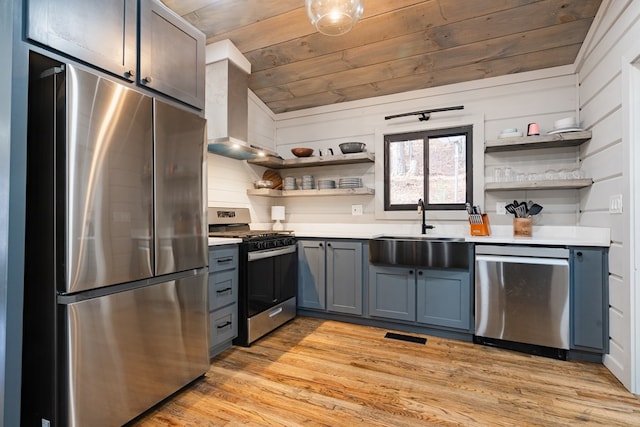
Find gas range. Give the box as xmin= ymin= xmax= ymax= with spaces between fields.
xmin=207 ymin=207 xmax=298 ymax=347
xmin=208 ymin=229 xmax=295 ymax=251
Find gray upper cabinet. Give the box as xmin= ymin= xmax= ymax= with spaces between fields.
xmin=27 ymin=0 xmax=205 ymax=109
xmin=26 ymin=0 xmax=137 ymax=80
xmin=139 ymin=0 xmax=206 ymax=109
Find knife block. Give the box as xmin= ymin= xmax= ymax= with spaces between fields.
xmin=469 ymin=214 xmax=490 ymax=236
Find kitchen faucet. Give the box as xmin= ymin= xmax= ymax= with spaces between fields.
xmin=417 ymin=198 xmax=435 ymax=234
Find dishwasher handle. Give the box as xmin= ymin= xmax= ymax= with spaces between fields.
xmin=475 ymin=254 xmax=569 ymax=267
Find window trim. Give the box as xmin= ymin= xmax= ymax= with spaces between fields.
xmin=373 ymin=115 xmax=484 ymax=222
xmin=383 ymin=125 xmax=473 ymax=212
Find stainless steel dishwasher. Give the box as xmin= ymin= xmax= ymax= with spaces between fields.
xmin=474 ymin=245 xmax=570 ymax=359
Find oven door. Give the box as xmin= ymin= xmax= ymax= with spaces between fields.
xmin=246 ymin=245 xmax=297 ymax=317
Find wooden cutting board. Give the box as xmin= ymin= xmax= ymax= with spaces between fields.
xmin=262 ymin=169 xmax=282 ymax=189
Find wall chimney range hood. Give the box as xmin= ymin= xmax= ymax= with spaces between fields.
xmin=205 ymin=41 xmax=274 ymax=160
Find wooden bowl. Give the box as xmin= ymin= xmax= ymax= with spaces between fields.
xmin=291 ymin=147 xmax=314 ymax=157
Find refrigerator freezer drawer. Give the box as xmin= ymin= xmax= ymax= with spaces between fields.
xmin=63 ymin=272 xmax=209 ymax=426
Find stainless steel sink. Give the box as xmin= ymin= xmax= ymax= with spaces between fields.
xmin=369 ymin=237 xmax=470 ymax=269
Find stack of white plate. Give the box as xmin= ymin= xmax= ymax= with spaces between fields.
xmin=302 ymin=175 xmax=315 ymax=190
xmin=283 ymin=176 xmax=296 ymax=190
xmin=318 ymin=179 xmax=336 ymax=189
xmin=338 ymin=177 xmax=362 ymax=189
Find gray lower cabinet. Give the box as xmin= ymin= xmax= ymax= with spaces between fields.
xmin=208 ymin=245 xmax=239 ymax=357
xmin=417 ymin=270 xmax=471 ymax=330
xmin=368 ymin=265 xmax=415 ymax=321
xmin=298 ymin=240 xmax=326 ymax=310
xmin=571 ymin=247 xmax=609 ymax=353
xmin=369 ymin=265 xmax=472 ymax=331
xmin=298 ymin=239 xmax=364 ymax=315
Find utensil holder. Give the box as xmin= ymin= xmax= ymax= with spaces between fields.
xmin=513 ymin=217 xmax=533 ymax=237
xmin=469 ymin=214 xmax=491 ymax=236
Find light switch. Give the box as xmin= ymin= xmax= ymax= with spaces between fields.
xmin=351 ymin=204 xmax=363 ymax=216
xmin=496 ymin=202 xmax=506 ymax=215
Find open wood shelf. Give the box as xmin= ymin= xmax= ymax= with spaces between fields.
xmin=485 ymin=131 xmax=592 ymax=153
xmin=485 ymin=178 xmax=593 ymax=191
xmin=247 ymin=152 xmax=375 ymax=169
xmin=247 ymin=187 xmax=375 ymax=197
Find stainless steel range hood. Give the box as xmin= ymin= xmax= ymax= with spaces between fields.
xmin=206 ymin=56 xmax=275 ymax=160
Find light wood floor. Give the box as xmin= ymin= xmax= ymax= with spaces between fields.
xmin=131 ymin=316 xmax=640 ymax=426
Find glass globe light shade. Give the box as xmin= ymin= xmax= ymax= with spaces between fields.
xmin=305 ymin=0 xmax=364 ymax=36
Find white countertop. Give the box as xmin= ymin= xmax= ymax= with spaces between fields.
xmin=208 ymin=237 xmax=242 ymax=246
xmin=287 ymin=224 xmax=610 ymax=247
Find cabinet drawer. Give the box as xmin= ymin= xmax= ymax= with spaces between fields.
xmin=210 ymin=304 xmax=237 ymax=348
xmin=208 ymin=269 xmax=237 ymax=311
xmin=209 ymin=246 xmax=238 ymax=273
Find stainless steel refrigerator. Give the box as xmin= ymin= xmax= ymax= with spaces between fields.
xmin=22 ymin=56 xmax=209 ymax=426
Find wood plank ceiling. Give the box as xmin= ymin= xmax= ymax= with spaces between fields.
xmin=161 ymin=0 xmax=602 ymax=114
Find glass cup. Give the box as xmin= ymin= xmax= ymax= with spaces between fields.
xmin=494 ymin=167 xmax=504 ymax=183
xmin=503 ymin=167 xmax=513 ymax=182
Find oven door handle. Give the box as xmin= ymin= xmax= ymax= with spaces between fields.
xmin=247 ymin=245 xmax=296 ymax=261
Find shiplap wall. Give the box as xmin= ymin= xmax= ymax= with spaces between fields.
xmin=207 ymin=92 xmax=276 ymax=226
xmin=208 ymin=68 xmax=591 ymax=228
xmin=273 ymin=68 xmax=581 ymax=227
xmin=575 ymin=0 xmax=640 ymax=392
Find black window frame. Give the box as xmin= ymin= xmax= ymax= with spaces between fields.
xmin=383 ymin=125 xmax=473 ymax=211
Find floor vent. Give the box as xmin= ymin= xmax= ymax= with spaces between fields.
xmin=384 ymin=332 xmax=427 ymax=345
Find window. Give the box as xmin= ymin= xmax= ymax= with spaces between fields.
xmin=384 ymin=125 xmax=472 ymax=211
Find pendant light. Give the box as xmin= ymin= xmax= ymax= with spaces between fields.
xmin=306 ymin=0 xmax=364 ymax=36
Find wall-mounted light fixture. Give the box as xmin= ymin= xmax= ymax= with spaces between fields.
xmin=306 ymin=0 xmax=364 ymax=36
xmin=385 ymin=105 xmax=465 ymax=122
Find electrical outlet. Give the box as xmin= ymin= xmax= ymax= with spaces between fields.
xmin=609 ymin=194 xmax=623 ymax=214
xmin=351 ymin=204 xmax=363 ymax=216
xmin=496 ymin=202 xmax=506 ymax=215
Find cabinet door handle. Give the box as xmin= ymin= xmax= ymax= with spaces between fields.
xmin=327 ymin=242 xmax=332 ymax=247
xmin=216 ymin=287 xmax=232 ymax=294
xmin=142 ymin=76 xmax=153 ymax=84
xmin=216 ymin=321 xmax=232 ymax=329
xmin=576 ymin=251 xmax=583 ymax=258
xmin=217 ymin=257 xmax=233 ymax=263
xmin=319 ymin=243 xmax=323 ymax=248
xmin=418 ymin=271 xmax=423 ymax=276
xmin=409 ymin=270 xmax=414 ymax=275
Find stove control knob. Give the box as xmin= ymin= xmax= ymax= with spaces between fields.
xmin=256 ymin=241 xmax=264 ymax=250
